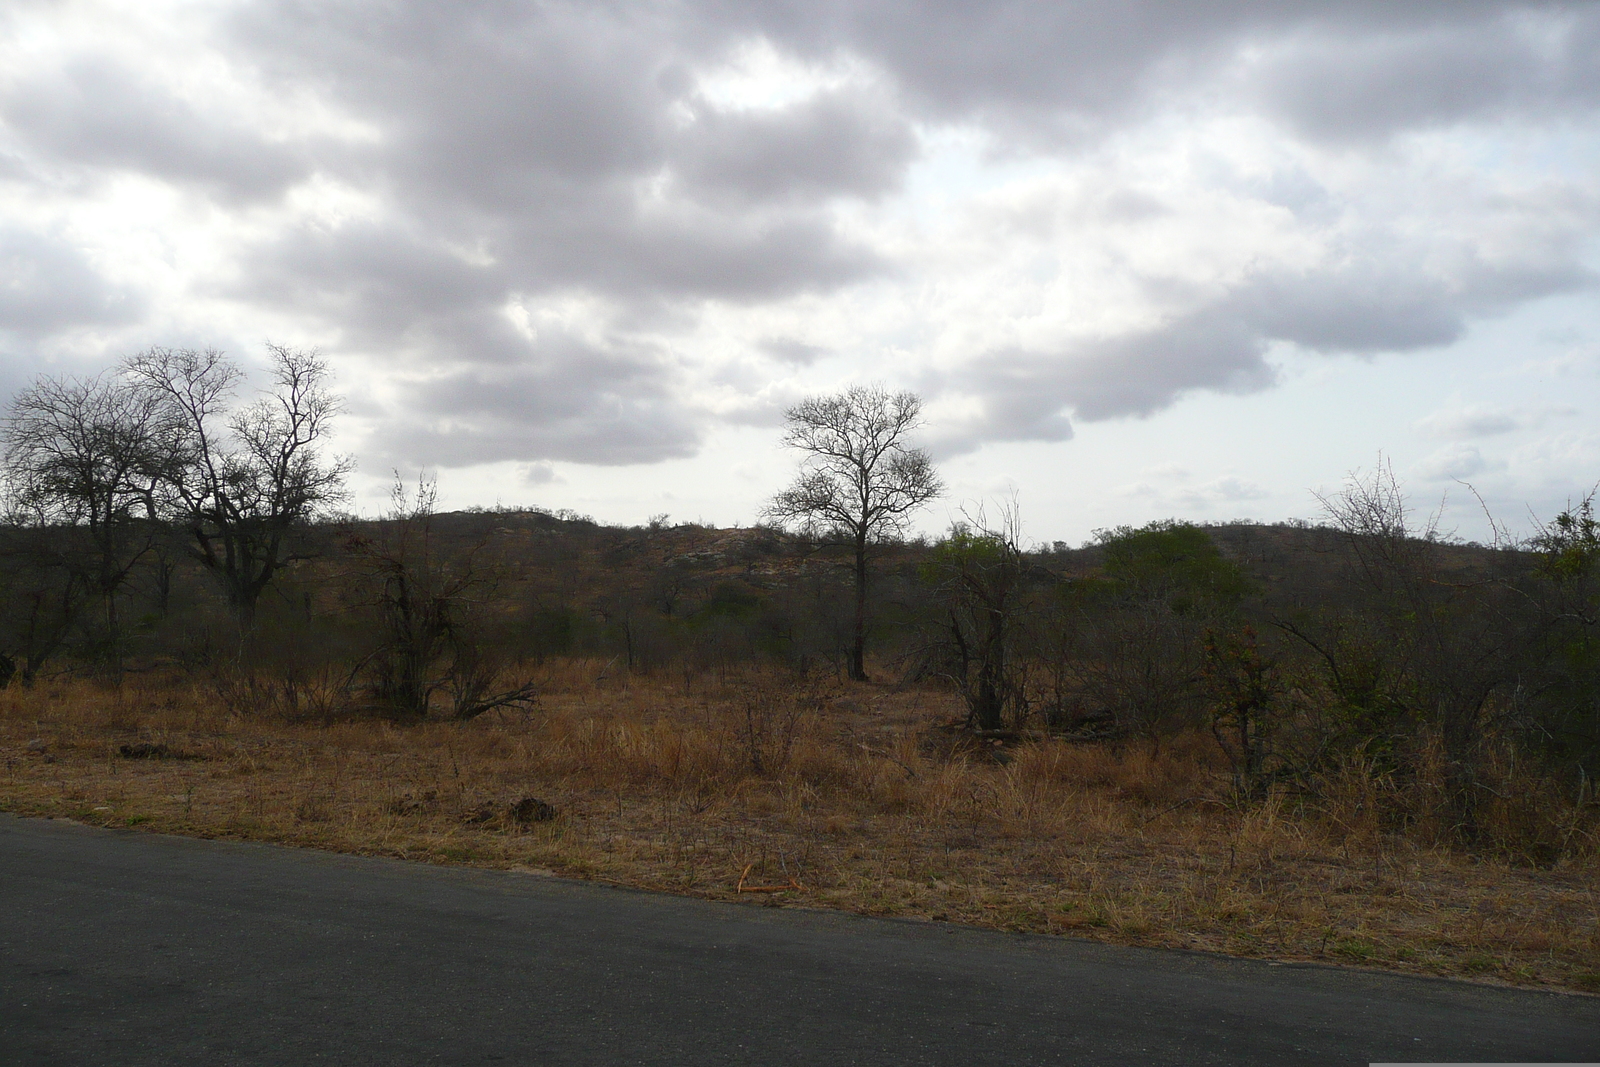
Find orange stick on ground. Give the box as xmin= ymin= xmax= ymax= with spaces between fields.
xmin=736 ymin=864 xmax=804 ymax=893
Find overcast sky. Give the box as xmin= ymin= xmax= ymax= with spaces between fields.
xmin=3 ymin=0 xmax=1599 ymax=543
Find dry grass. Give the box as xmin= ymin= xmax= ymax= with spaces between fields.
xmin=3 ymin=660 xmax=1597 ymax=994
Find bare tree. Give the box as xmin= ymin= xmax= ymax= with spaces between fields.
xmin=1299 ymin=461 xmax=1542 ymax=838
xmin=1056 ymin=588 xmax=1207 ymax=747
xmin=0 ymin=517 xmax=92 ymax=683
xmin=1524 ymin=489 xmax=1600 ymax=775
xmin=346 ymin=475 xmax=537 ymax=721
xmin=0 ymin=371 xmax=174 ymax=658
xmin=1201 ymin=625 xmax=1283 ymax=798
xmin=127 ymin=344 xmax=353 ymax=628
xmin=923 ymin=503 xmax=1030 ymax=731
xmin=765 ymin=385 xmax=943 ymax=681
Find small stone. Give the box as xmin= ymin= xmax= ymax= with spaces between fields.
xmin=25 ymin=738 xmax=47 ymax=753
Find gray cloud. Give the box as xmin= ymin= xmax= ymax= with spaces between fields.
xmin=5 ymin=0 xmax=1600 ymax=472
xmin=1418 ymin=443 xmax=1493 ymax=481
xmin=939 ymin=224 xmax=1595 ymax=452
xmin=368 ymin=326 xmax=700 ymax=468
xmin=674 ymin=90 xmax=917 ymax=205
xmin=758 ymin=338 xmax=828 ymax=365
xmin=1417 ymin=407 xmax=1521 ymax=439
xmin=0 ymin=227 xmax=142 ymax=337
xmin=237 ymin=204 xmax=883 ymax=347
xmin=238 ymin=222 xmax=506 ymax=341
xmin=179 ymin=2 xmax=907 ymax=468
xmin=203 ymin=0 xmax=1598 ymax=165
xmin=223 ymin=0 xmax=910 ymax=213
xmin=1224 ymin=248 xmax=1592 ymax=355
xmin=503 ymin=208 xmax=887 ymax=304
xmin=1175 ymin=476 xmax=1269 ymax=509
xmin=724 ymin=0 xmax=1582 ymax=141
xmin=519 ymin=462 xmax=557 ymax=485
xmin=1 ymin=57 xmax=311 ymax=199
xmin=932 ymin=307 xmax=1269 ymax=456
xmin=1257 ymin=10 xmax=1600 ymax=143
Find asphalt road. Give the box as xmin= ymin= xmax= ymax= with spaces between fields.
xmin=2 ymin=815 xmax=1595 ymax=1066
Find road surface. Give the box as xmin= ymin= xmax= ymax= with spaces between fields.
xmin=2 ymin=814 xmax=1595 ymax=1065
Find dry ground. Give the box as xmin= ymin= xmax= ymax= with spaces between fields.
xmin=2 ymin=660 xmax=1597 ymax=994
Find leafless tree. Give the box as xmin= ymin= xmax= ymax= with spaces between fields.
xmin=1201 ymin=625 xmax=1283 ymax=798
xmin=1301 ymin=460 xmax=1542 ymax=837
xmin=346 ymin=475 xmax=537 ymax=721
xmin=765 ymin=385 xmax=942 ymax=681
xmin=126 ymin=344 xmax=353 ymax=628
xmin=1 ymin=371 xmax=174 ymax=657
xmin=1056 ymin=593 xmax=1207 ymax=747
xmin=923 ymin=502 xmax=1031 ymax=731
xmin=0 ymin=517 xmax=91 ymax=683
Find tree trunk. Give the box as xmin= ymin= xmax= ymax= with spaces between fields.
xmin=101 ymin=582 xmax=121 ymax=674
xmin=850 ymin=533 xmax=868 ymax=681
xmin=230 ymin=588 xmax=258 ymax=631
xmin=974 ymin=668 xmax=1003 ymax=730
xmin=1441 ymin=699 xmax=1484 ymax=843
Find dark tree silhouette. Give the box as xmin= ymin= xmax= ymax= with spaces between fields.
xmin=1 ymin=371 xmax=174 ymax=658
xmin=127 ymin=344 xmax=353 ymax=628
xmin=766 ymin=385 xmax=942 ymax=681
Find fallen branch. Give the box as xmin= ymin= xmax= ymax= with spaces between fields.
xmin=736 ymin=863 xmax=804 ymax=893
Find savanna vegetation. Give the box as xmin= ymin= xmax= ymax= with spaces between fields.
xmin=2 ymin=352 xmax=1597 ymax=991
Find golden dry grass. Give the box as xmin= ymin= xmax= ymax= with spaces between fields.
xmin=3 ymin=660 xmax=1597 ymax=994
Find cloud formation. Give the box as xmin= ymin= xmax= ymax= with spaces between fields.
xmin=1 ymin=0 xmax=1597 ymax=475
xmin=0 ymin=227 xmax=142 ymax=339
xmin=370 ymin=324 xmax=701 ymax=467
xmin=1 ymin=56 xmax=311 ymax=200
xmin=1417 ymin=406 xmax=1522 ymax=439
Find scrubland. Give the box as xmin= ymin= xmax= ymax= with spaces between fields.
xmin=4 ymin=659 xmax=1596 ymax=994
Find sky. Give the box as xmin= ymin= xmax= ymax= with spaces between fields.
xmin=2 ymin=0 xmax=1599 ymax=545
